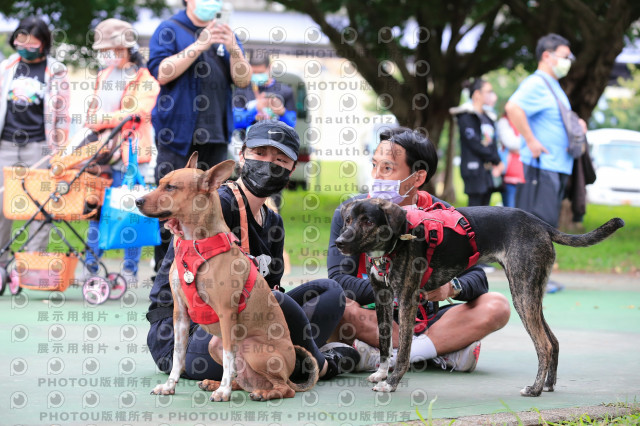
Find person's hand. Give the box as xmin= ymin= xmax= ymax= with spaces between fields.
xmin=255 ymin=92 xmax=268 ymax=111
xmin=425 ymin=282 xmax=454 ymax=302
xmin=209 ymin=22 xmax=236 ymax=52
xmin=255 ymin=111 xmax=269 ymax=121
xmin=578 ymin=118 xmax=587 ymax=134
xmin=196 ymin=20 xmax=219 ymax=50
xmin=267 ymin=95 xmax=285 ymax=116
xmin=526 ymin=137 xmax=549 ymax=159
xmin=492 ymin=162 xmax=504 ymax=177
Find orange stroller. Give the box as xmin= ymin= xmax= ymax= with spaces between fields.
xmin=0 ymin=115 xmax=141 ymax=304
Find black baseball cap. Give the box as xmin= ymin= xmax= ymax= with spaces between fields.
xmin=245 ymin=121 xmax=300 ymax=161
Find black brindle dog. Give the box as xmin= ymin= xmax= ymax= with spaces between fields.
xmin=335 ymin=198 xmax=624 ymax=396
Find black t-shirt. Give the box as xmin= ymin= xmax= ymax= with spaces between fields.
xmin=219 ymin=184 xmax=285 ymax=289
xmin=1 ymin=60 xmax=47 ymax=144
xmin=233 ymin=80 xmax=295 ymax=113
xmin=147 ymin=183 xmax=286 ymax=312
xmin=193 ymin=46 xmax=231 ymax=145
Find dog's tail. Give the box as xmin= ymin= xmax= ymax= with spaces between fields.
xmin=287 ymin=345 xmax=319 ymax=392
xmin=549 ymin=218 xmax=625 ymax=247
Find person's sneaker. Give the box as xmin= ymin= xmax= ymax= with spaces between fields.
xmin=120 ymin=268 xmax=138 ymax=286
xmin=432 ymin=340 xmax=481 ymax=372
xmin=319 ymin=342 xmax=361 ymax=379
xmin=353 ymin=339 xmax=381 ymax=372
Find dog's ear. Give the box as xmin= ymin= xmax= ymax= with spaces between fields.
xmin=186 ymin=152 xmax=199 ymax=169
xmin=200 ymin=159 xmax=236 ymax=192
xmin=381 ymin=201 xmax=407 ymax=237
xmin=340 ymin=201 xmax=355 ymax=223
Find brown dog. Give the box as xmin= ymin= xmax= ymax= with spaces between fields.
xmin=136 ymin=153 xmax=318 ymax=401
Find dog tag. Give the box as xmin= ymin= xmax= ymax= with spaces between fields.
xmin=183 ymin=270 xmax=194 ymax=284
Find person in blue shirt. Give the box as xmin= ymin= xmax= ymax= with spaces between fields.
xmin=148 ymin=0 xmax=251 ymax=270
xmin=505 ymin=33 xmax=585 ymax=228
xmin=233 ymin=54 xmax=297 ymax=131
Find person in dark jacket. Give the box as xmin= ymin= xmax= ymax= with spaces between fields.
xmin=451 ymin=79 xmax=503 ymax=207
xmin=148 ymin=0 xmax=252 ymax=270
xmin=326 ymin=127 xmax=511 ymax=373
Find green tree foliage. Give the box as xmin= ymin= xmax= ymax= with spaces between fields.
xmin=0 ymin=0 xmax=166 ymax=49
xmin=591 ymin=65 xmax=640 ymax=132
xmin=273 ymin=0 xmax=640 ymax=198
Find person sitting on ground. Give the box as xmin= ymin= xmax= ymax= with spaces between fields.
xmin=326 ymin=127 xmax=511 ymax=373
xmin=147 ymin=121 xmax=360 ymax=382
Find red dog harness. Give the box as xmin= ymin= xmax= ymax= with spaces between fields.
xmin=359 ymin=201 xmax=480 ymax=333
xmin=175 ymin=232 xmax=258 ymax=325
xmin=403 ymin=202 xmax=480 ymax=287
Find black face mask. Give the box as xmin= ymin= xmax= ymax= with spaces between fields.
xmin=241 ymin=159 xmax=291 ymax=198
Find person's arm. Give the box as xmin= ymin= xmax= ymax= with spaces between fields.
xmin=280 ymin=110 xmax=297 ymax=128
xmin=327 ymin=201 xmax=376 ymax=305
xmin=90 ymin=69 xmax=161 ymax=131
xmin=210 ymin=24 xmax=250 ymax=88
xmin=233 ymin=106 xmax=258 ymax=129
xmin=277 ymin=86 xmax=297 ymax=127
xmin=453 ymin=266 xmax=489 ymax=301
xmin=496 ymin=116 xmax=522 ymax=152
xmin=505 ymin=100 xmax=548 ymax=159
xmin=153 ymin=19 xmax=222 ymax=86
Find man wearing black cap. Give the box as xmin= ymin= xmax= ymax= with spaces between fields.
xmin=146 ymin=121 xmax=360 ymax=382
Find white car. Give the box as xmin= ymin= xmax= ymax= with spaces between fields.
xmin=586 ymin=128 xmax=640 ymax=206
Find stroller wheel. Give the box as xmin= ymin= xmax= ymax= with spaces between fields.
xmin=9 ymin=270 xmax=22 ymax=295
xmin=82 ymin=276 xmax=111 ymax=305
xmin=107 ymin=273 xmax=127 ymax=300
xmin=0 ymin=266 xmax=8 ymax=296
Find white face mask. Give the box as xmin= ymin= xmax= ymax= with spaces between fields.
xmin=97 ymin=50 xmax=121 ymax=68
xmin=368 ymin=173 xmax=415 ymax=204
xmin=552 ymin=57 xmax=572 ymax=79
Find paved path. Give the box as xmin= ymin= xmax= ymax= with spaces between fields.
xmin=1 ymin=261 xmax=639 ymax=425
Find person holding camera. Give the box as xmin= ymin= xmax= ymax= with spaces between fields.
xmin=148 ymin=0 xmax=252 ymax=271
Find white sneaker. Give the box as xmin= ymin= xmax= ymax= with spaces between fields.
xmin=432 ymin=341 xmax=481 ymax=372
xmin=120 ymin=269 xmax=138 ymax=286
xmin=353 ymin=339 xmax=380 ymax=372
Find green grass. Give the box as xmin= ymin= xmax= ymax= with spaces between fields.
xmin=554 ymin=204 xmax=639 ymax=274
xmin=548 ymin=412 xmax=640 ymax=425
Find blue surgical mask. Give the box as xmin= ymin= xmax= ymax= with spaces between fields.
xmin=194 ymin=0 xmax=223 ymax=22
xmin=251 ymin=72 xmax=269 ymax=87
xmin=368 ymin=173 xmax=415 ymax=204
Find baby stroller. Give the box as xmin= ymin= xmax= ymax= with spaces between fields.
xmin=0 ymin=115 xmax=141 ymax=304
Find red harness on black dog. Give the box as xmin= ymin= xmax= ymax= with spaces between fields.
xmin=175 ymin=232 xmax=258 ymax=325
xmin=359 ymin=201 xmax=480 ymax=333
